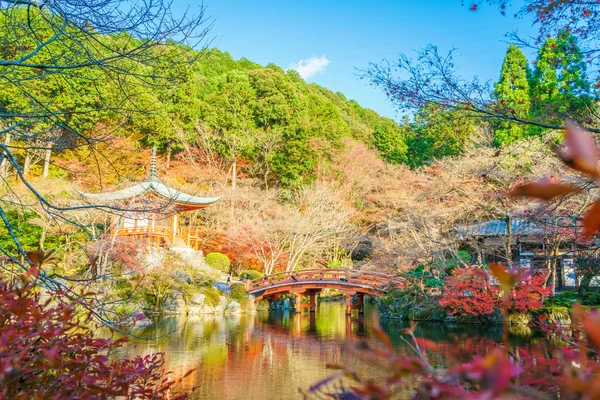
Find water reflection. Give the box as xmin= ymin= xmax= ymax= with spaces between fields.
xmin=109 ymin=303 xmax=537 ymax=400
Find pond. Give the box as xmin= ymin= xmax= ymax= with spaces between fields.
xmin=112 ymin=303 xmax=540 ymax=400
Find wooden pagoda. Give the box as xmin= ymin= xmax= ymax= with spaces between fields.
xmin=82 ymin=148 xmax=220 ymax=250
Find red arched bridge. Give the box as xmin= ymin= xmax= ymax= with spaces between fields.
xmin=244 ymin=269 xmax=407 ymax=315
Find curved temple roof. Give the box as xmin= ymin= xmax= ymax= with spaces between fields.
xmin=82 ymin=180 xmax=221 ymax=207
xmin=81 ymin=146 xmax=220 ymax=210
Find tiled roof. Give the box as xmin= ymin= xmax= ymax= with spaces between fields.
xmin=81 ymin=179 xmax=221 ymax=206
xmin=456 ymin=217 xmax=576 ymax=238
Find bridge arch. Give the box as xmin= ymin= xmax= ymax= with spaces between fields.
xmin=244 ymin=269 xmax=406 ymax=315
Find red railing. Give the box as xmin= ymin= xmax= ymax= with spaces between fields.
xmin=245 ymin=269 xmax=406 ymax=293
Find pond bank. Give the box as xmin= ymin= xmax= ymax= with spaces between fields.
xmin=375 ymin=291 xmax=572 ymax=326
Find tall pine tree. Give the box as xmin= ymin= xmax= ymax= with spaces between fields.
xmin=493 ymin=45 xmax=531 ymax=146
xmin=530 ymin=32 xmax=590 ymax=128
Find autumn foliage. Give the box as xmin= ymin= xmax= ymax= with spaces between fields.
xmin=438 ymin=267 xmax=499 ymax=316
xmin=0 ymin=270 xmax=189 ymax=399
xmin=439 ymin=266 xmax=549 ymax=316
xmin=508 ymin=270 xmax=550 ymax=314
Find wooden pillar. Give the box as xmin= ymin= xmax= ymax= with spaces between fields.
xmin=346 ymin=315 xmax=353 ymax=337
xmin=357 ymin=293 xmax=365 ymax=314
xmin=172 ymin=214 xmax=179 ymax=236
xmin=295 ymin=293 xmax=303 ymax=313
xmin=309 ymin=291 xmax=317 ymax=313
xmin=345 ymin=294 xmax=352 ymax=316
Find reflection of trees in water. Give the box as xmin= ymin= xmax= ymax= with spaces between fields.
xmin=105 ymin=304 xmax=540 ymax=400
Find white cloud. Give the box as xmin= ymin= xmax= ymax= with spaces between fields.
xmin=289 ymin=55 xmax=330 ymax=80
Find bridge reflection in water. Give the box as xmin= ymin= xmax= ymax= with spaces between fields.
xmin=245 ymin=269 xmax=406 ymax=315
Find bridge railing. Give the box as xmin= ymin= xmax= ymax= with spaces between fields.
xmin=245 ymin=269 xmax=406 ymax=292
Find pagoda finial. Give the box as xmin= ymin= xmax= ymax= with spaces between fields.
xmin=147 ymin=146 xmax=159 ymax=182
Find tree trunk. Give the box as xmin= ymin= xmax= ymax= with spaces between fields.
xmin=0 ymin=132 xmax=10 ymax=177
xmin=23 ymin=151 xmax=32 ymax=176
xmin=232 ymin=159 xmax=237 ymax=190
xmin=39 ymin=226 xmax=47 ymax=250
xmin=579 ymin=272 xmax=593 ymax=294
xmin=166 ymin=142 xmax=171 ymax=169
xmin=42 ymin=148 xmax=51 ymax=178
xmin=504 ymin=215 xmax=512 ymax=266
xmin=550 ymin=257 xmax=557 ymax=296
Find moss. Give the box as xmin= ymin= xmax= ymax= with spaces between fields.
xmin=230 ymin=283 xmax=247 ymax=300
xmin=377 ymin=289 xmax=431 ymax=320
xmin=239 ymin=297 xmax=253 ymax=311
xmin=202 ymin=287 xmax=221 ymax=307
xmin=205 ymin=252 xmax=231 ymax=274
xmin=409 ymin=302 xmax=446 ymax=321
xmin=255 ymin=299 xmax=270 ymax=311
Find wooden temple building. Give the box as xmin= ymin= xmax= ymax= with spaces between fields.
xmin=83 ymin=148 xmax=220 ymax=251
xmin=456 ymin=217 xmax=587 ymax=289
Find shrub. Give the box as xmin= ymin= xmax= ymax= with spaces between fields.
xmin=439 ymin=267 xmax=500 ymax=316
xmin=548 ymin=290 xmax=579 ymax=307
xmin=439 ymin=267 xmax=549 ymax=317
xmin=187 ymin=267 xmax=215 ymax=286
xmin=230 ymin=282 xmax=247 ymax=299
xmin=240 ymin=269 xmax=264 ymax=280
xmin=0 ymin=271 xmax=188 ymax=399
xmin=205 ymin=252 xmax=231 ymax=274
xmin=507 ymin=271 xmax=550 ymax=314
xmin=202 ymin=287 xmax=222 ymax=307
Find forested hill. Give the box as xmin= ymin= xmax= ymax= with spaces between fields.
xmin=3 ymin=45 xmax=406 ymax=189
xmin=168 ymin=49 xmax=407 ymax=187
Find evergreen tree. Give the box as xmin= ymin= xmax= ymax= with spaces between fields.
xmin=493 ymin=45 xmax=531 ymax=146
xmin=530 ymin=38 xmax=560 ymax=103
xmin=554 ymin=31 xmax=589 ymax=95
xmin=530 ymin=32 xmax=591 ymax=128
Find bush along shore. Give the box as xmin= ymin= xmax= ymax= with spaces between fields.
xmin=375 ymin=288 xmax=578 ymax=326
xmin=369 ymin=263 xmax=600 ymax=326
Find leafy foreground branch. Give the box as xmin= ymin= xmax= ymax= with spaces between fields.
xmin=303 ymin=271 xmax=600 ymax=399
xmin=0 ymin=268 xmax=192 ymax=399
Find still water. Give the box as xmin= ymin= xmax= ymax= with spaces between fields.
xmin=113 ymin=303 xmax=537 ymax=400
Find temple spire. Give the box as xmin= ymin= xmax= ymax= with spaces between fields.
xmin=147 ymin=146 xmax=159 ymax=182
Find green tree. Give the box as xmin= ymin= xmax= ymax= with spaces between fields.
xmin=493 ymin=45 xmax=532 ymax=146
xmin=200 ymin=71 xmax=257 ymax=189
xmin=530 ymin=32 xmax=591 ymax=129
xmin=373 ymin=120 xmax=408 ymax=164
xmin=404 ymin=105 xmax=475 ymax=168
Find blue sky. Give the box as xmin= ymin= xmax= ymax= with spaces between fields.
xmin=174 ymin=1 xmax=536 ymax=120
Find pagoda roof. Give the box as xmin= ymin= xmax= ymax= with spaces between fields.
xmin=81 ymin=178 xmax=221 ymax=209
xmin=82 ymin=147 xmax=220 ymax=210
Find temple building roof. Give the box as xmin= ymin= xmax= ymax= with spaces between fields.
xmin=81 ymin=147 xmax=220 ymax=211
xmin=456 ymin=219 xmax=543 ymax=238
xmin=456 ymin=216 xmax=578 ymax=238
